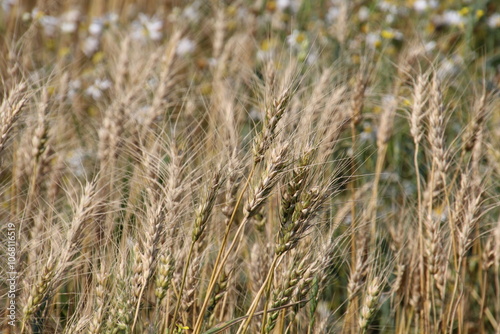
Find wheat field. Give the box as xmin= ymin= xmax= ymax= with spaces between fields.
xmin=0 ymin=0 xmax=500 ymax=333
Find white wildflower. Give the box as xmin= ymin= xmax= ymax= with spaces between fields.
xmin=176 ymin=38 xmax=196 ymax=56
xmin=249 ymin=108 xmax=263 ymax=121
xmin=366 ymin=32 xmax=381 ymax=48
xmin=348 ymin=38 xmax=362 ymax=51
xmin=378 ymin=1 xmax=398 ymax=14
xmin=89 ymin=18 xmax=104 ymax=35
xmin=277 ymin=0 xmax=291 ymax=11
xmin=381 ymin=28 xmax=403 ymax=40
xmin=132 ymin=105 xmax=153 ymax=125
xmin=277 ymin=0 xmax=299 ymax=12
xmin=147 ymin=77 xmax=158 ymax=89
xmin=442 ymin=10 xmax=464 ymax=26
xmin=86 ymin=79 xmax=111 ymax=100
xmin=432 ymin=204 xmax=448 ymax=222
xmin=106 ymin=12 xmax=119 ymax=24
xmin=82 ymin=36 xmax=100 ymax=56
xmin=358 ymin=7 xmax=370 ymax=21
xmin=85 ymin=86 xmax=102 ymax=100
xmin=68 ymin=80 xmax=81 ymax=99
xmin=286 ymin=30 xmax=307 ymax=49
xmin=360 ymin=122 xmax=375 ymax=143
xmin=88 ymin=13 xmax=117 ymax=36
xmin=60 ymin=9 xmax=80 ymax=34
xmin=382 ymin=94 xmax=396 ymax=107
xmin=237 ymin=7 xmax=248 ymax=20
xmin=437 ymin=59 xmax=455 ymax=79
xmin=31 ymin=7 xmax=42 ymax=20
xmin=414 ymin=0 xmax=438 ymax=12
xmin=60 ymin=21 xmax=77 ymax=34
xmin=437 ymin=56 xmax=463 ymax=79
xmin=144 ymin=16 xmax=162 ymax=41
xmin=22 ymin=12 xmax=31 ymax=22
xmin=2 ymin=0 xmax=16 ymax=13
xmin=183 ymin=2 xmax=201 ymax=22
xmin=39 ymin=15 xmax=59 ymax=37
xmin=207 ymin=58 xmax=217 ymax=67
xmin=413 ymin=0 xmax=430 ymax=13
xmin=66 ymin=148 xmax=88 ymax=177
xmin=326 ymin=7 xmax=340 ymax=23
xmin=257 ymin=39 xmax=276 ymax=61
xmin=487 ymin=13 xmax=500 ymax=29
xmin=131 ymin=14 xmax=163 ymax=42
xmin=425 ymin=41 xmax=436 ymax=52
xmin=306 ymin=50 xmax=318 ymax=65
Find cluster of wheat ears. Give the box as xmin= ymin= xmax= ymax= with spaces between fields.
xmin=1 ymin=2 xmax=500 ymax=334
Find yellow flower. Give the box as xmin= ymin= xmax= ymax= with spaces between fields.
xmin=176 ymin=323 xmax=190 ymax=331
xmin=261 ymin=39 xmax=272 ymax=51
xmin=200 ymin=83 xmax=212 ymax=96
xmin=266 ymin=1 xmax=277 ymax=12
xmin=426 ymin=23 xmax=435 ymax=34
xmin=88 ymin=106 xmax=98 ymax=117
xmin=476 ymin=9 xmax=484 ymax=19
xmin=34 ymin=10 xmax=45 ymax=20
xmin=297 ymin=33 xmax=306 ymax=44
xmin=92 ymin=51 xmax=105 ymax=64
xmin=459 ymin=7 xmax=469 ymax=16
xmin=432 ymin=203 xmax=448 ymax=221
xmin=58 ymin=47 xmax=70 ymax=58
xmin=47 ymin=86 xmax=56 ymax=96
xmin=381 ymin=30 xmax=395 ymax=39
xmin=226 ymin=5 xmax=237 ymax=16
xmin=363 ymin=123 xmax=372 ymax=134
xmin=227 ymin=20 xmax=237 ymax=31
xmin=286 ymin=30 xmax=308 ymax=48
xmin=45 ymin=39 xmax=56 ymax=50
xmin=386 ymin=45 xmax=396 ymax=55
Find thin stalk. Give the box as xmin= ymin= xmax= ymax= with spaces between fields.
xmin=131 ymin=280 xmax=147 ymax=331
xmin=259 ymin=258 xmax=279 ymax=334
xmin=496 ymin=266 xmax=500 ymax=330
xmin=169 ymin=241 xmax=196 ymax=333
xmin=163 ymin=290 xmax=171 ymax=334
xmin=192 ymin=164 xmax=256 ymax=334
xmin=349 ymin=122 xmax=358 ymax=266
xmin=447 ymin=258 xmax=464 ymax=333
xmin=440 ymin=173 xmax=458 ymax=272
xmin=237 ymin=256 xmax=280 ymax=334
xmin=349 ymin=122 xmax=358 ymax=334
xmin=369 ymin=144 xmax=387 ymax=245
xmin=479 ymin=271 xmax=488 ymax=334
xmin=414 ymin=143 xmax=428 ymax=334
